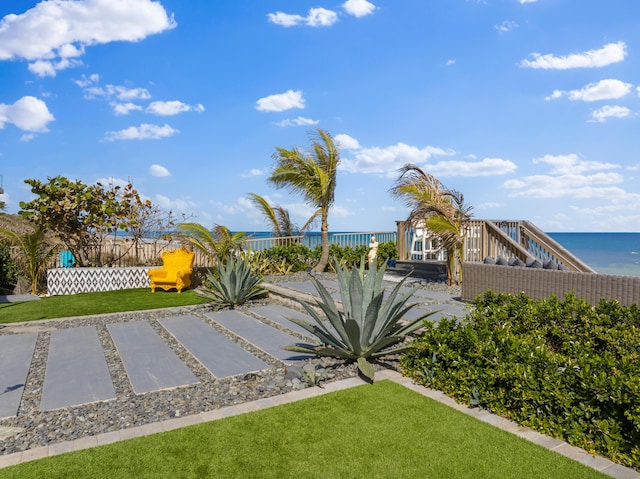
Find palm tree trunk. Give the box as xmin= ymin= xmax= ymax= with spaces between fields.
xmin=313 ymin=210 xmax=330 ymax=272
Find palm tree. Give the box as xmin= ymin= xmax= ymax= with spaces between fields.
xmin=0 ymin=227 xmax=58 ymax=295
xmin=177 ymin=222 xmax=247 ymax=265
xmin=247 ymin=193 xmax=316 ymax=240
xmin=268 ymin=128 xmax=340 ymax=273
xmin=389 ymin=163 xmax=473 ymax=286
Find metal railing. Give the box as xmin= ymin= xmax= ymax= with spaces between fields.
xmin=47 ymin=231 xmax=397 ymax=268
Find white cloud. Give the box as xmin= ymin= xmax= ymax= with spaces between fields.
xmin=149 ymin=164 xmax=171 ymax=177
xmin=504 ymin=174 xmax=625 ymax=198
xmin=267 ymin=8 xmax=338 ymax=27
xmin=428 ymin=158 xmax=517 ymax=177
xmin=104 ymin=123 xmax=179 ymax=141
xmin=0 ymin=96 xmax=54 ymax=132
xmin=476 ymin=202 xmax=502 ymax=210
xmin=155 ymin=194 xmax=197 ymax=213
xmin=533 ymin=154 xmax=619 ymax=174
xmin=241 ymin=169 xmax=266 ymax=178
xmin=495 ymin=21 xmax=518 ymax=33
xmin=590 ymin=105 xmax=631 ymax=123
xmin=519 ymin=0 xmax=537 ymax=3
xmin=20 ymin=133 xmax=35 ymax=142
xmin=342 ymin=0 xmax=377 ymax=17
xmin=256 ymin=90 xmax=305 ymax=112
xmin=112 ymin=102 xmax=143 ymax=115
xmin=445 ymin=59 xmax=456 ymax=66
xmin=547 ymin=79 xmax=633 ymax=102
xmin=266 ymin=12 xmax=304 ymax=27
xmin=504 ymin=153 xmax=626 ymax=199
xmin=339 ymin=141 xmax=455 ymax=176
xmin=521 ymin=42 xmax=627 ymax=69
xmin=147 ymin=101 xmax=205 ymax=116
xmin=0 ymin=0 xmax=176 ymax=76
xmin=276 ymin=116 xmax=319 ymax=127
xmin=335 ymin=134 xmax=361 ymax=150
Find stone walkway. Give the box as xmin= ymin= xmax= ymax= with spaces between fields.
xmin=0 ymin=278 xmax=637 ymax=478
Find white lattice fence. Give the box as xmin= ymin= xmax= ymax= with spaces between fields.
xmin=47 ymin=267 xmax=151 ymax=295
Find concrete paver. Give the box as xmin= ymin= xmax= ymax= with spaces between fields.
xmin=249 ymin=304 xmax=315 ymax=338
xmin=108 ymin=321 xmax=198 ymax=394
xmin=159 ymin=315 xmax=268 ymax=378
xmin=207 ymin=310 xmax=314 ymax=364
xmin=0 ymin=333 xmax=37 ymax=418
xmin=41 ymin=326 xmax=115 ymax=411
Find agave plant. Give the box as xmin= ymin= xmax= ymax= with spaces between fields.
xmin=284 ymin=261 xmax=435 ymax=380
xmin=198 ymin=254 xmax=268 ymax=309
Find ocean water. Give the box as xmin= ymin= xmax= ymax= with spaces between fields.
xmin=548 ymin=232 xmax=640 ymax=277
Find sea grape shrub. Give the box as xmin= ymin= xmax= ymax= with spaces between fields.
xmin=401 ymin=291 xmax=640 ymax=468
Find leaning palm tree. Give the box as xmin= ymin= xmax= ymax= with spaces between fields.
xmin=0 ymin=227 xmax=58 ymax=295
xmin=177 ymin=223 xmax=248 ymax=266
xmin=390 ymin=163 xmax=473 ymax=285
xmin=247 ymin=193 xmax=316 ymax=240
xmin=268 ymin=128 xmax=340 ymax=273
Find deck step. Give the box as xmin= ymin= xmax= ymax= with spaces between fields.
xmin=387 ymin=260 xmax=448 ymax=281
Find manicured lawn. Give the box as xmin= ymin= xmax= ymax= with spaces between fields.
xmin=0 ymin=288 xmax=210 ymax=324
xmin=0 ymin=381 xmax=607 ymax=479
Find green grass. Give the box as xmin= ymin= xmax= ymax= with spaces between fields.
xmin=0 ymin=381 xmax=607 ymax=479
xmin=0 ymin=288 xmax=210 ymax=324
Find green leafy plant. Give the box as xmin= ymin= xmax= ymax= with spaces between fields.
xmin=289 ymin=361 xmax=329 ymax=387
xmin=0 ymin=244 xmax=20 ymax=294
xmin=401 ymin=290 xmax=640 ymax=468
xmin=0 ymin=227 xmax=58 ymax=295
xmin=198 ymin=255 xmax=268 ymax=309
xmin=284 ymin=260 xmax=436 ymax=380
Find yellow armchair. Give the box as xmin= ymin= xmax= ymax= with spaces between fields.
xmin=148 ymin=247 xmax=195 ymax=293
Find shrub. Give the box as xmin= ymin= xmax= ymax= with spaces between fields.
xmin=401 ymin=291 xmax=640 ymax=467
xmin=198 ymin=255 xmax=268 ymax=309
xmin=0 ymin=244 xmax=19 ymax=294
xmin=375 ymin=241 xmax=398 ymax=268
xmin=261 ymin=243 xmax=314 ymax=272
xmin=284 ymin=260 xmax=435 ymax=380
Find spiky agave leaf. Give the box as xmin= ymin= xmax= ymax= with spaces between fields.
xmin=284 ymin=259 xmax=438 ymax=379
xmin=198 ymin=255 xmax=268 ymax=308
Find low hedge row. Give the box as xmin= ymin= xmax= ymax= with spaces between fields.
xmin=260 ymin=241 xmax=397 ymax=272
xmin=401 ymin=291 xmax=640 ymax=468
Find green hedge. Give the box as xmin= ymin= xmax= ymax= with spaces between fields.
xmin=260 ymin=241 xmax=397 ymax=272
xmin=401 ymin=291 xmax=640 ymax=468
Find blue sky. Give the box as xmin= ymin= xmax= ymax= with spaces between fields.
xmin=1 ymin=0 xmax=639 ymax=233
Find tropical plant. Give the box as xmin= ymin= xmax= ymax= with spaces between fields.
xmin=247 ymin=193 xmax=314 ymax=240
xmin=284 ymin=260 xmax=435 ymax=380
xmin=390 ymin=163 xmax=473 ymax=285
xmin=268 ymin=128 xmax=340 ymax=273
xmin=0 ymin=227 xmax=58 ymax=295
xmin=177 ymin=223 xmax=248 ymax=266
xmin=289 ymin=361 xmax=329 ymax=387
xmin=198 ymin=254 xmax=268 ymax=309
xmin=0 ymin=244 xmax=20 ymax=294
xmin=19 ymin=176 xmax=153 ymax=266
